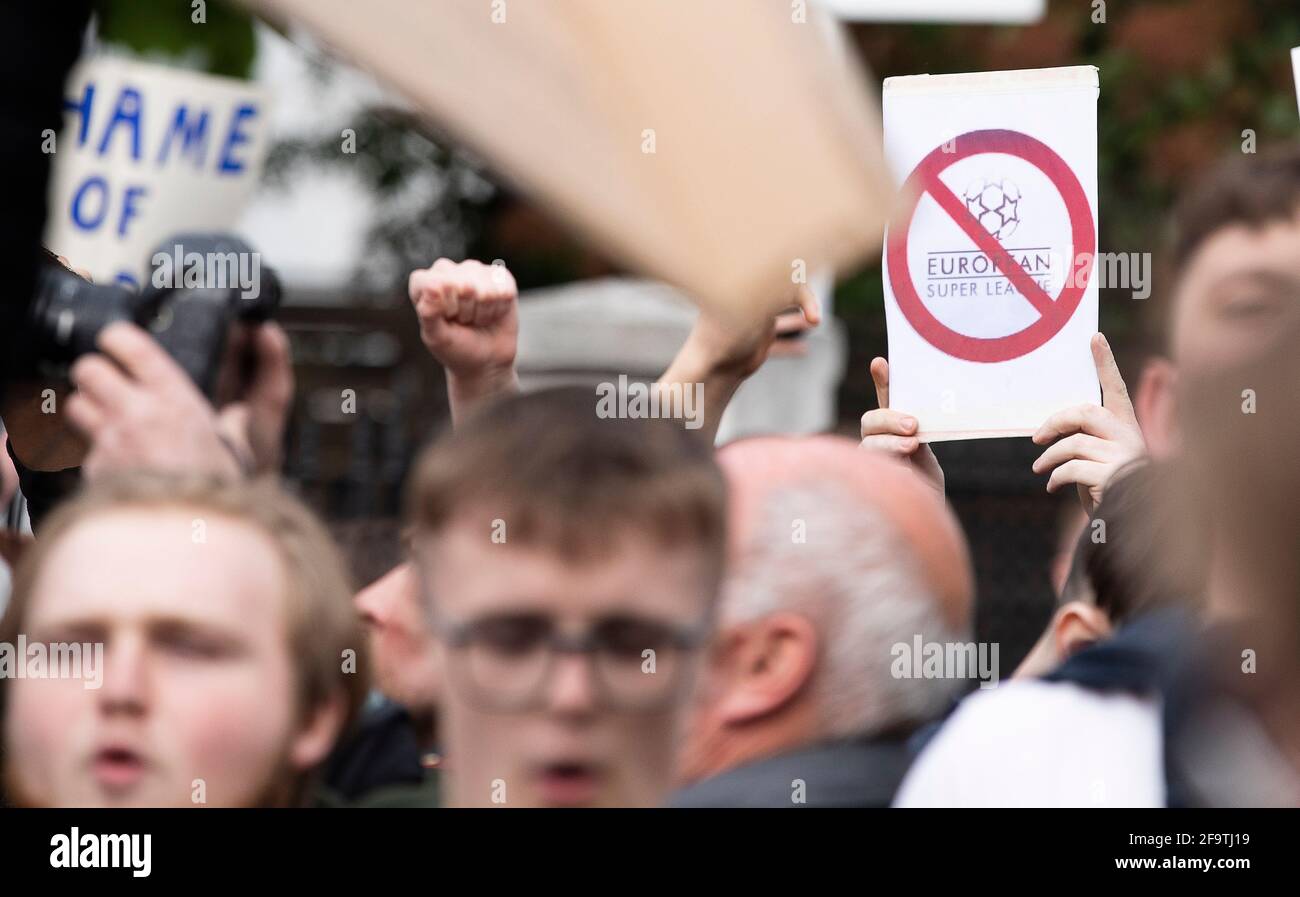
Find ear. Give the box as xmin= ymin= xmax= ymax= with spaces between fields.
xmin=714 ymin=612 xmax=817 ymax=727
xmin=289 ymin=694 xmax=347 ymax=771
xmin=1133 ymin=356 xmax=1180 ymax=459
xmin=1051 ymin=601 xmax=1113 ymax=661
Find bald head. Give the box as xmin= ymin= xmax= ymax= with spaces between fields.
xmin=717 ymin=435 xmax=974 ymax=631
xmin=676 ymin=435 xmax=977 ymax=786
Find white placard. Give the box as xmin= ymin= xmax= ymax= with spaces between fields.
xmin=819 ymin=0 xmax=1046 ymax=24
xmin=44 ymin=56 xmax=271 ymax=290
xmin=1292 ymin=47 xmax=1300 ymax=117
xmin=881 ymin=66 xmax=1101 ymax=441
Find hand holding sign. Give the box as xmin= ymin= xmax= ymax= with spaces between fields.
xmin=860 ymin=357 xmax=944 ymax=495
xmin=1031 ymin=332 xmax=1146 ymax=514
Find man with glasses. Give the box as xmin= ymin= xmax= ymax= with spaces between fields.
xmin=407 ymin=386 xmax=728 ymax=807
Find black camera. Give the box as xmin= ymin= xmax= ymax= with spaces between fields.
xmin=21 ymin=234 xmax=280 ymax=399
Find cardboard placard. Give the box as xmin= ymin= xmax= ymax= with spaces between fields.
xmin=241 ymin=0 xmax=893 ymax=322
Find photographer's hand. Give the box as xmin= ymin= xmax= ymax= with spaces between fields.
xmin=65 ymin=322 xmax=243 ymax=481
xmin=409 ymin=258 xmax=519 ymax=424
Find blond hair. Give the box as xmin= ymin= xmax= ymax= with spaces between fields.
xmin=0 ymin=472 xmax=369 ymax=796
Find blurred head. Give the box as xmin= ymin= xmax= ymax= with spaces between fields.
xmin=0 ymin=473 xmax=368 ymax=807
xmin=1138 ymin=145 xmax=1300 ymax=456
xmin=677 ymin=435 xmax=974 ymax=785
xmin=1014 ymin=461 xmax=1204 ymax=679
xmin=335 ymin=518 xmax=441 ymax=741
xmin=407 ymin=387 xmax=727 ymax=807
xmin=354 ymin=562 xmax=440 ymax=738
xmin=1171 ymin=312 xmax=1300 ymax=647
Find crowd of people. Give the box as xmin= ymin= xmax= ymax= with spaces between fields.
xmin=0 ymin=144 xmax=1296 ymax=808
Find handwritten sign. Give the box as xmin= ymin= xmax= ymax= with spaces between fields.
xmin=44 ymin=56 xmax=271 ymax=290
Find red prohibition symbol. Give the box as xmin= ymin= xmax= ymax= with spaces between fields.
xmin=887 ymin=128 xmax=1095 ymax=363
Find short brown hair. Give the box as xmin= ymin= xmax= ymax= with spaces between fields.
xmin=0 ymin=472 xmax=370 ymax=801
xmin=1146 ymin=144 xmax=1300 ymax=350
xmin=407 ymin=386 xmax=727 ymax=591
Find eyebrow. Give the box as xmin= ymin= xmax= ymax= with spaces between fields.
xmin=27 ymin=615 xmax=249 ymax=645
xmin=1208 ymin=268 xmax=1300 ymax=295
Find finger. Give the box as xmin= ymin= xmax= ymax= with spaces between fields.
xmin=246 ymin=323 xmax=294 ymax=408
xmin=1092 ymin=332 xmax=1137 ymax=424
xmin=774 ymin=310 xmax=813 ymax=337
xmin=1031 ymin=432 xmax=1114 ymax=475
xmin=408 ymin=268 xmax=442 ymax=306
xmin=70 ymin=354 xmax=134 ymax=411
xmin=95 ymin=322 xmax=187 ymax=386
xmin=1033 ymin=403 xmax=1124 ymax=445
xmin=486 ymin=261 xmax=517 ymax=299
xmin=1045 ymin=459 xmax=1109 ymax=494
xmin=860 ymin=407 xmax=918 ymax=439
xmin=472 ymin=294 xmax=494 ymax=327
xmin=869 ymin=357 xmax=890 ymax=409
xmin=794 ymin=285 xmax=822 ymax=326
xmin=859 ymin=433 xmax=920 ymax=457
xmin=63 ymin=391 xmax=107 ymax=436
xmin=454 ymin=288 xmax=477 ymax=325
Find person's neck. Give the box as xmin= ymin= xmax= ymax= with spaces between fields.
xmin=687 ymin=704 xmax=821 ymax=784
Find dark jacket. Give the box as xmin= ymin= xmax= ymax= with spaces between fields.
xmin=669 ymin=735 xmax=914 ymax=808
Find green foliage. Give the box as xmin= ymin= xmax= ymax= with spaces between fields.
xmin=95 ymin=0 xmax=256 ymax=79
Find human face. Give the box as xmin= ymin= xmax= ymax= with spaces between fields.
xmin=3 ymin=509 xmax=317 ymax=807
xmin=416 ymin=518 xmax=713 ymax=808
xmin=354 ymin=562 xmax=441 ymax=715
xmin=1170 ymin=212 xmax=1300 ymax=374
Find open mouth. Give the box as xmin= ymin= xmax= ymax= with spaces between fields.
xmin=536 ymin=762 xmax=601 ymax=807
xmin=93 ymin=747 xmax=146 ymax=791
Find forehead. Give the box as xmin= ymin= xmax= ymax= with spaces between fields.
xmin=415 ymin=518 xmax=712 ymax=623
xmin=26 ymin=509 xmax=289 ymax=630
xmin=1171 ymin=216 xmax=1300 ymax=357
xmin=1181 ymin=212 xmax=1300 ymax=278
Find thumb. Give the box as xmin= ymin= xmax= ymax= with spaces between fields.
xmin=1092 ymin=332 xmax=1135 ymax=423
xmin=870 ymin=357 xmax=890 ymax=410
xmin=795 ymin=284 xmax=822 ymax=326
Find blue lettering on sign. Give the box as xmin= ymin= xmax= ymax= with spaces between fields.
xmin=157 ymin=104 xmax=210 ymax=167
xmin=71 ymin=176 xmax=110 ymax=231
xmin=97 ymin=85 xmax=144 ymax=162
xmin=119 ymin=184 xmax=148 ymax=237
xmin=218 ymin=103 xmax=258 ymax=174
xmin=63 ymin=82 xmax=95 ymax=147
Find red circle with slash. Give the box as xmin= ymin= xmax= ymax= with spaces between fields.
xmin=887 ymin=128 xmax=1095 ymax=363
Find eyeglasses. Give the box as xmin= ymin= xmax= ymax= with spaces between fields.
xmin=430 ymin=610 xmax=711 ymax=713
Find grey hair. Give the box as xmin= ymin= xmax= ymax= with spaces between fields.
xmin=723 ymin=482 xmax=968 ymax=740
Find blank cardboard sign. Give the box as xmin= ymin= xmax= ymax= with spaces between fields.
xmin=241 ymin=0 xmax=892 ymax=321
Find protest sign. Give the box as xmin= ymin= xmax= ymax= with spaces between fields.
xmin=241 ymin=0 xmax=892 ymax=324
xmin=1292 ymin=47 xmax=1300 ymax=117
xmin=44 ymin=56 xmax=271 ymax=290
xmin=820 ymin=0 xmax=1046 ymax=24
xmin=881 ymin=66 xmax=1100 ymax=441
